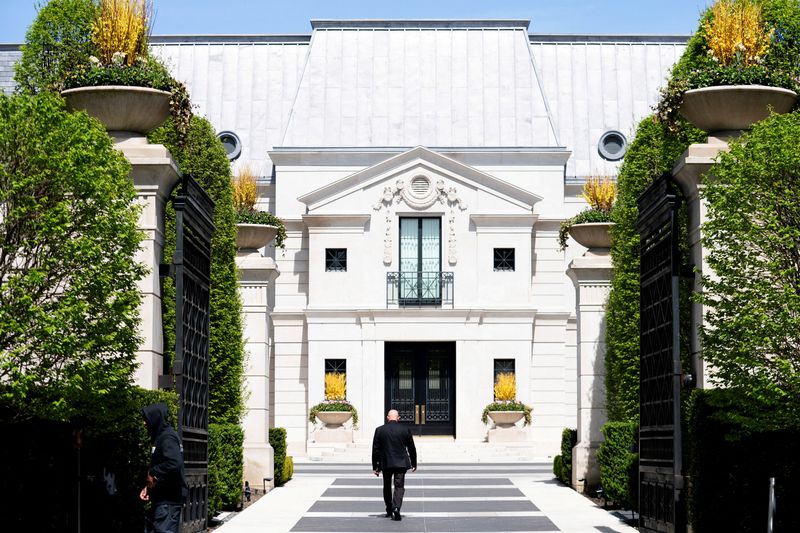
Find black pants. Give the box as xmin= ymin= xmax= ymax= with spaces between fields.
xmin=145 ymin=502 xmax=181 ymax=533
xmin=382 ymin=468 xmax=407 ymax=511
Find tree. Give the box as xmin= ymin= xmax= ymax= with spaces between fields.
xmin=14 ymin=0 xmax=97 ymax=93
xmin=0 ymin=92 xmax=145 ymax=420
xmin=700 ymin=111 xmax=800 ymax=422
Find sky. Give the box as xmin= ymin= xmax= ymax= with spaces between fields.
xmin=0 ymin=0 xmax=711 ymax=43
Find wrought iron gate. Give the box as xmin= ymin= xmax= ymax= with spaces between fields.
xmin=173 ymin=174 xmax=215 ymax=533
xmin=636 ymin=173 xmax=685 ymax=533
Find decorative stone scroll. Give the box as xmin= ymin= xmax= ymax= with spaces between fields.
xmin=373 ymin=175 xmax=468 ymax=266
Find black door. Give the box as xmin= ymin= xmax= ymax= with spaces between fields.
xmin=385 ymin=342 xmax=455 ymax=436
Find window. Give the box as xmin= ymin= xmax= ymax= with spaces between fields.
xmin=325 ymin=248 xmax=347 ymax=271
xmin=598 ymin=130 xmax=627 ymax=161
xmin=494 ymin=359 xmax=515 ymax=380
xmin=216 ymin=131 xmax=242 ymax=161
xmin=324 ymin=359 xmax=346 ymax=400
xmin=325 ymin=359 xmax=346 ymax=374
xmin=399 ymin=217 xmax=442 ymax=304
xmin=493 ymin=359 xmax=516 ymax=400
xmin=493 ymin=248 xmax=515 ymax=271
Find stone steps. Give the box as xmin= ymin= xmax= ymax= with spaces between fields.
xmin=303 ymin=439 xmax=545 ymax=464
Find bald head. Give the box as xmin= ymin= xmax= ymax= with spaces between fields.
xmin=387 ymin=409 xmax=400 ymax=422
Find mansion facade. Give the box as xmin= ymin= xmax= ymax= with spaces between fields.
xmin=0 ymin=20 xmax=687 ymax=484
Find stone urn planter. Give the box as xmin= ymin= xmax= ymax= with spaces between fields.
xmin=236 ymin=224 xmax=278 ymax=251
xmin=568 ymin=222 xmax=614 ymax=250
xmin=315 ymin=411 xmax=353 ymax=429
xmin=486 ymin=410 xmax=525 ymax=428
xmin=61 ymin=85 xmax=171 ymax=136
xmin=680 ymin=85 xmax=798 ymax=137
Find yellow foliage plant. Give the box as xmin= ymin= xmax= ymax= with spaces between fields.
xmin=93 ymin=0 xmax=151 ymax=66
xmin=703 ymin=0 xmax=772 ymax=67
xmin=233 ymin=163 xmax=258 ymax=211
xmin=494 ymin=372 xmax=516 ymax=401
xmin=581 ymin=176 xmax=617 ymax=213
xmin=325 ymin=372 xmax=347 ymax=401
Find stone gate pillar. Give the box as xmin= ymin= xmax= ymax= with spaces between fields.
xmin=117 ymin=136 xmax=181 ymax=390
xmin=672 ymin=141 xmax=728 ymax=389
xmin=237 ymin=243 xmax=280 ymax=487
xmin=567 ymin=246 xmax=612 ymax=492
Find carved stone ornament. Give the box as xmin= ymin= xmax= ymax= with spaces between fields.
xmin=373 ymin=174 xmax=468 ymax=266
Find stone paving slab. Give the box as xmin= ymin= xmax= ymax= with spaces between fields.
xmin=289 ymin=516 xmax=558 ymax=532
xmin=308 ymin=499 xmax=538 ymax=513
xmin=322 ymin=488 xmax=526 ymax=498
xmin=331 ymin=477 xmax=514 ymax=486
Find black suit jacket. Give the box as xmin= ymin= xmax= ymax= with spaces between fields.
xmin=372 ymin=421 xmax=417 ymax=471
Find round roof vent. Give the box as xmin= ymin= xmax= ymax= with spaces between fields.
xmin=410 ymin=175 xmax=430 ymax=196
xmin=217 ymin=131 xmax=242 ymax=161
xmin=598 ymin=130 xmax=627 ymax=161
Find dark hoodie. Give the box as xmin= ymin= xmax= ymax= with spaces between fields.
xmin=142 ymin=403 xmax=188 ymax=505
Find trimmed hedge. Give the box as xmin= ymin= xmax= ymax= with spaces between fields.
xmin=597 ymin=421 xmax=638 ymax=508
xmin=149 ymin=116 xmax=246 ymax=426
xmin=553 ymin=455 xmax=564 ymax=481
xmin=0 ymin=387 xmax=177 ymax=532
xmin=269 ymin=427 xmax=288 ymax=486
xmin=604 ymin=117 xmax=703 ymax=422
xmin=283 ymin=455 xmax=294 ymax=484
xmin=688 ymin=389 xmax=800 ymax=532
xmin=208 ymin=423 xmax=244 ymax=516
xmin=558 ymin=428 xmax=577 ymax=487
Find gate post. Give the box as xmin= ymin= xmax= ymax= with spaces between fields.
xmin=567 ymin=241 xmax=613 ymax=492
xmin=236 ymin=241 xmax=280 ymax=488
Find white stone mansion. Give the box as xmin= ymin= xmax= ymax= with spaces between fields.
xmin=0 ymin=19 xmax=688 ymax=485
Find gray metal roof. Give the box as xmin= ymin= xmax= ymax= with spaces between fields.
xmin=0 ymin=23 xmax=688 ymax=179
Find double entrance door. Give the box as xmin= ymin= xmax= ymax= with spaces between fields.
xmin=385 ymin=342 xmax=455 ymax=436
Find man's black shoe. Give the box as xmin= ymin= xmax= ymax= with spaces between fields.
xmin=392 ymin=508 xmax=401 ymax=521
xmin=385 ymin=509 xmax=392 ymax=518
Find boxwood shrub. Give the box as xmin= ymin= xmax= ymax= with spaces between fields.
xmin=597 ymin=421 xmax=638 ymax=508
xmin=208 ymin=423 xmax=244 ymax=516
xmin=559 ymin=428 xmax=577 ymax=487
xmin=269 ymin=427 xmax=288 ymax=486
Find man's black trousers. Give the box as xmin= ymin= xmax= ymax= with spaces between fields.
xmin=382 ymin=468 xmax=407 ymax=511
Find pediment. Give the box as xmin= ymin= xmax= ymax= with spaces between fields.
xmin=297 ymin=146 xmax=543 ymax=213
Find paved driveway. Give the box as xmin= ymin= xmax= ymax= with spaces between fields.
xmin=217 ymin=462 xmax=637 ymax=533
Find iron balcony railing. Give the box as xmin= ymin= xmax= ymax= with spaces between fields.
xmin=387 ymin=271 xmax=454 ymax=308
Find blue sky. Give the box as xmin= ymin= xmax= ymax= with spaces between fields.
xmin=1 ymin=0 xmax=710 ymax=42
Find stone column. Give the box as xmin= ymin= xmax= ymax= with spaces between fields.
xmin=116 ymin=136 xmax=181 ymax=390
xmin=672 ymin=140 xmax=728 ymax=389
xmin=237 ymin=247 xmax=280 ymax=487
xmin=567 ymin=249 xmax=612 ymax=492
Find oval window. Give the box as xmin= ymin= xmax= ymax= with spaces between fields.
xmin=217 ymin=131 xmax=242 ymax=161
xmin=598 ymin=130 xmax=627 ymax=161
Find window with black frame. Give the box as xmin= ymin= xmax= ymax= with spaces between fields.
xmin=325 ymin=359 xmax=346 ymax=374
xmin=325 ymin=248 xmax=347 ymax=272
xmin=493 ymin=248 xmax=515 ymax=271
xmin=493 ymin=358 xmax=516 ymax=400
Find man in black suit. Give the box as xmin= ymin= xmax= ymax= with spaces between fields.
xmin=372 ymin=409 xmax=417 ymax=521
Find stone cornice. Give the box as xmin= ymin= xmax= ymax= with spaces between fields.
xmin=470 ymin=214 xmax=539 ymax=233
xmin=302 ymin=214 xmax=371 ymax=232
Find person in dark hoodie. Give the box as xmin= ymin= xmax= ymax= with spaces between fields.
xmin=141 ymin=403 xmax=188 ymax=533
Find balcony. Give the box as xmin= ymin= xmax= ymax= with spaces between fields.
xmin=386 ymin=271 xmax=454 ymax=308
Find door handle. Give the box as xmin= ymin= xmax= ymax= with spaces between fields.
xmin=414 ymin=405 xmax=420 ymax=424
xmin=421 ymin=405 xmax=426 ymax=424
